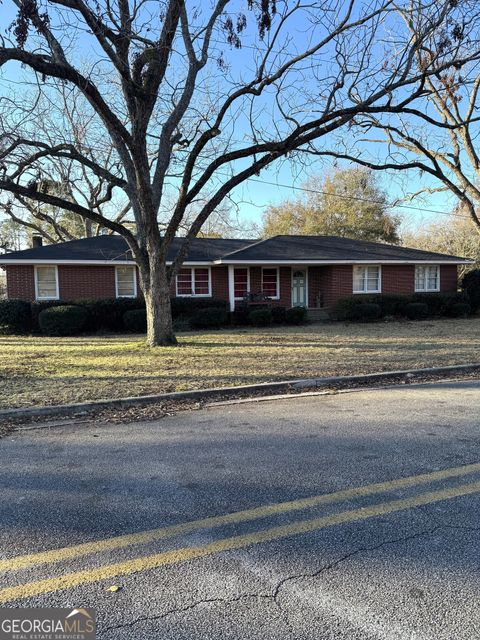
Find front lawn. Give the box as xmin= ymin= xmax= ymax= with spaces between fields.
xmin=1 ymin=317 xmax=479 ymax=409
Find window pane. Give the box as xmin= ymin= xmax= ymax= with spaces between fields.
xmin=262 ymin=269 xmax=278 ymax=297
xmin=177 ymin=268 xmax=192 ymax=295
xmin=234 ymin=268 xmax=248 ymax=299
xmin=353 ymin=266 xmax=366 ymax=292
xmin=194 ymin=268 xmax=210 ymax=295
xmin=36 ymin=267 xmax=57 ymax=298
xmin=116 ymin=266 xmax=136 ymax=297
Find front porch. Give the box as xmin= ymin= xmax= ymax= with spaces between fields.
xmin=226 ymin=265 xmax=343 ymax=313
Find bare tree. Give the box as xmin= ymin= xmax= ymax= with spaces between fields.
xmin=309 ymin=3 xmax=480 ymax=234
xmin=1 ymin=0 xmax=479 ymax=345
xmin=0 ymin=84 xmax=130 ymax=242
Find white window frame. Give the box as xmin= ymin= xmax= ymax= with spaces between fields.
xmin=176 ymin=266 xmax=212 ymax=297
xmin=415 ymin=265 xmax=440 ymax=292
xmin=261 ymin=266 xmax=280 ymax=300
xmin=233 ymin=267 xmax=250 ymax=300
xmin=353 ymin=265 xmax=382 ymax=294
xmin=115 ymin=265 xmax=137 ymax=298
xmin=34 ymin=265 xmax=59 ymax=300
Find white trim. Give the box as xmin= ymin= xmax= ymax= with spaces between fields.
xmin=34 ymin=265 xmax=59 ymax=300
xmin=291 ymin=267 xmax=309 ymax=308
xmin=414 ymin=264 xmax=441 ymax=292
xmin=175 ymin=266 xmax=212 ymax=297
xmin=233 ymin=266 xmax=250 ymax=300
xmin=228 ymin=265 xmax=235 ymax=312
xmin=115 ymin=265 xmax=137 ymax=298
xmin=353 ymin=265 xmax=382 ymax=294
xmin=261 ymin=266 xmax=280 ymax=300
xmin=0 ymin=259 xmax=213 ymax=266
xmin=1 ymin=258 xmax=472 ymax=266
xmin=215 ymin=259 xmax=471 ymax=265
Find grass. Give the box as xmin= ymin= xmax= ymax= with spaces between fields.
xmin=1 ymin=317 xmax=479 ymax=409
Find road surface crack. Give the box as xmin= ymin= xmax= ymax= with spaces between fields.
xmin=101 ymin=525 xmax=445 ymax=636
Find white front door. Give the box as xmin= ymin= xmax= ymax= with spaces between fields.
xmin=292 ymin=269 xmax=307 ymax=307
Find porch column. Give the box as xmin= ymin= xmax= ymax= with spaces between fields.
xmin=228 ymin=265 xmax=235 ymax=312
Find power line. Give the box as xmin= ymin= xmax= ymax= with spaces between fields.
xmin=232 ymin=175 xmax=468 ymax=219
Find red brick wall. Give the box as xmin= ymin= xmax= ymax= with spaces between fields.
xmin=440 ymin=264 xmax=458 ymax=292
xmin=5 ymin=265 xmax=36 ymax=301
xmin=308 ymin=264 xmax=459 ymax=309
xmin=381 ymin=265 xmax=415 ymax=295
xmin=58 ymin=265 xmax=117 ymax=300
xmin=5 ymin=262 xmax=459 ymax=304
xmin=211 ymin=266 xmax=229 ymax=300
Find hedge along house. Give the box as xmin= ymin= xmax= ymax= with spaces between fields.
xmin=0 ymin=234 xmax=470 ymax=316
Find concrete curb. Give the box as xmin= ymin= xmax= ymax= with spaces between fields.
xmin=1 ymin=362 xmax=480 ymax=422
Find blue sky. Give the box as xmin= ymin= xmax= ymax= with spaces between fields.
xmin=0 ymin=1 xmax=462 ymax=236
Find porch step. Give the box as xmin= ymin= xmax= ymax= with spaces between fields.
xmin=307 ymin=308 xmax=331 ymax=322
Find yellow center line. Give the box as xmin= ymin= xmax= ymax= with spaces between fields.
xmin=1 ymin=479 xmax=480 ymax=604
xmin=2 ymin=461 xmax=480 ymax=573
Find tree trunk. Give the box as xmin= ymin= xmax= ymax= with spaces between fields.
xmin=141 ymin=257 xmax=178 ymax=347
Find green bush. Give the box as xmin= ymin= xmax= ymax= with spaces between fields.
xmin=248 ymin=308 xmax=273 ymax=327
xmin=123 ymin=309 xmax=147 ymax=333
xmin=271 ymin=306 xmax=287 ymax=324
xmin=83 ymin=298 xmax=143 ymax=332
xmin=285 ymin=306 xmax=307 ymax=325
xmin=190 ymin=307 xmax=228 ymax=329
xmin=38 ymin=305 xmax=88 ymax=336
xmin=173 ymin=315 xmax=192 ymax=332
xmin=171 ymin=297 xmax=228 ymax=319
xmin=446 ymin=302 xmax=471 ymax=318
xmin=461 ymin=269 xmax=480 ymax=312
xmin=335 ymin=295 xmax=405 ymax=320
xmin=404 ymin=302 xmax=429 ymax=320
xmin=411 ymin=293 xmax=451 ymax=316
xmin=0 ymin=299 xmax=31 ymax=334
xmin=230 ymin=307 xmax=250 ymax=326
xmin=350 ymin=302 xmax=382 ymax=322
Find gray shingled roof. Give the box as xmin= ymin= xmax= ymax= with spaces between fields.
xmin=0 ymin=233 xmax=469 ymax=264
xmin=0 ymin=236 xmax=254 ymax=263
xmin=217 ymin=235 xmax=469 ymax=263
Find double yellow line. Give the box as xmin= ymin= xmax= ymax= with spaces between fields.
xmin=1 ymin=461 xmax=480 ymax=603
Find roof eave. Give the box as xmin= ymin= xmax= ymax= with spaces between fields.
xmin=214 ymin=258 xmax=472 ymax=265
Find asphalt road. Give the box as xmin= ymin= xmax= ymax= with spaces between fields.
xmin=0 ymin=380 xmax=480 ymax=639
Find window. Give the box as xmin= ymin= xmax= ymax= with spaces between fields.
xmin=262 ymin=267 xmax=279 ymax=298
xmin=353 ymin=265 xmax=381 ymax=293
xmin=234 ymin=268 xmax=249 ymax=299
xmin=176 ymin=267 xmax=211 ymax=296
xmin=116 ymin=266 xmax=137 ymax=298
xmin=35 ymin=266 xmax=59 ymax=300
xmin=415 ymin=265 xmax=439 ymax=292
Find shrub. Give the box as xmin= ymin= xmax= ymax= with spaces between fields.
xmin=461 ymin=269 xmax=480 ymax=312
xmin=0 ymin=299 xmax=31 ymax=334
xmin=350 ymin=302 xmax=382 ymax=322
xmin=230 ymin=307 xmax=250 ymax=326
xmin=123 ymin=308 xmax=147 ymax=333
xmin=173 ymin=315 xmax=192 ymax=332
xmin=38 ymin=305 xmax=88 ymax=336
xmin=271 ymin=306 xmax=287 ymax=324
xmin=336 ymin=294 xmax=409 ymax=320
xmin=404 ymin=302 xmax=429 ymax=320
xmin=285 ymin=306 xmax=307 ymax=325
xmin=83 ymin=298 xmax=144 ymax=332
xmin=248 ymin=308 xmax=273 ymax=327
xmin=446 ymin=302 xmax=471 ymax=318
xmin=190 ymin=307 xmax=228 ymax=329
xmin=171 ymin=297 xmax=228 ymax=319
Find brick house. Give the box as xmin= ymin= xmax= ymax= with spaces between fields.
xmin=0 ymin=234 xmax=469 ymax=314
